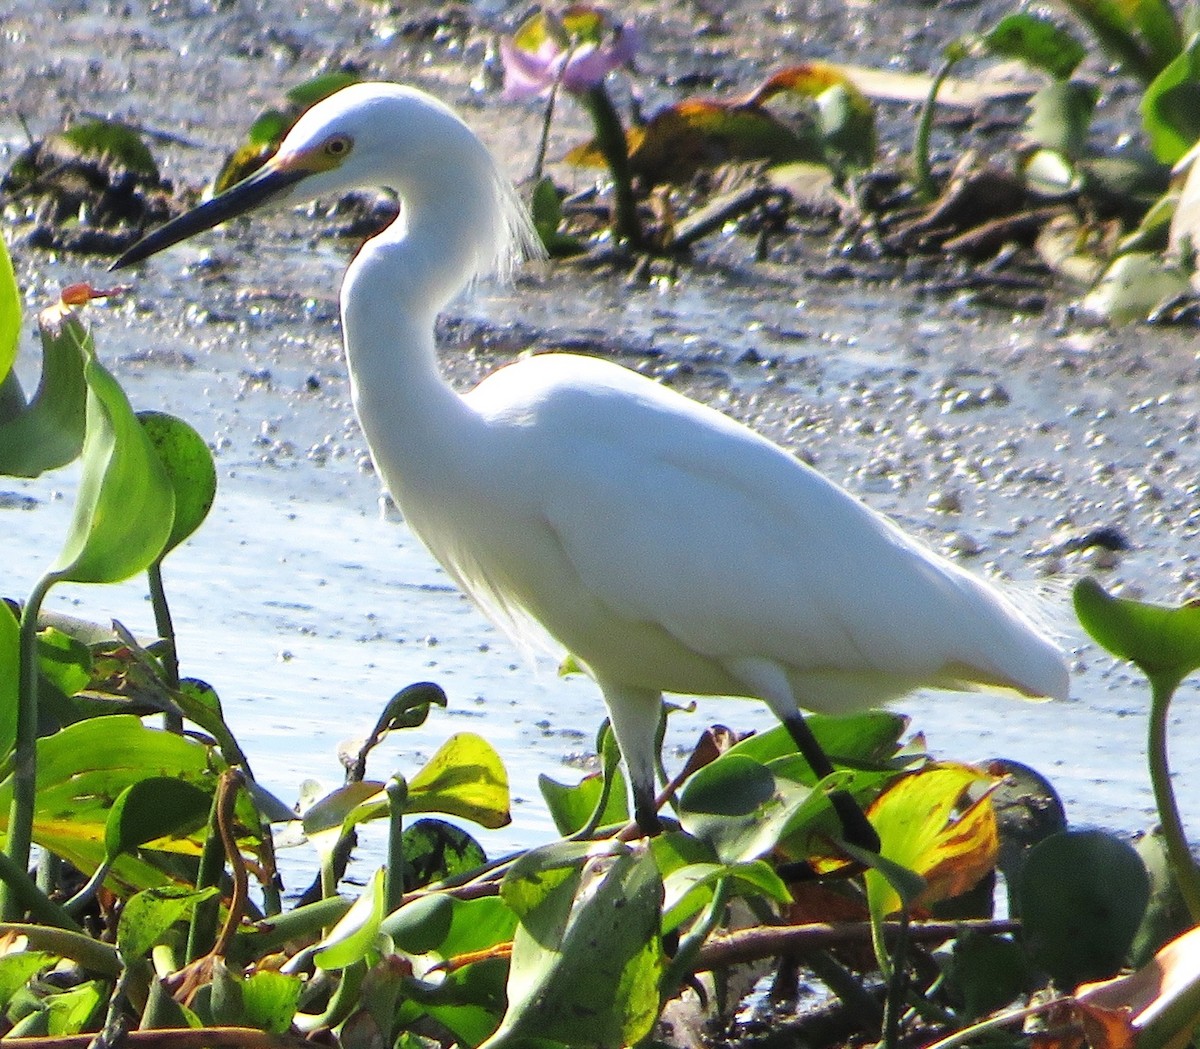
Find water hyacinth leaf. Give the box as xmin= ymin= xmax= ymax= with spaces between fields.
xmin=0 ymin=953 xmax=56 ymax=1013
xmin=383 ymin=892 xmax=454 ymax=954
xmin=1025 ymin=80 xmax=1099 ymax=158
xmin=677 ymin=753 xmax=781 ymax=861
xmin=421 ymin=894 xmax=519 ymax=958
xmin=400 ymin=818 xmax=486 ymax=891
xmin=0 ymin=715 xmax=218 ymax=891
xmin=501 ymin=839 xmax=596 ymax=919
xmin=314 ymin=866 xmax=387 ymax=970
xmin=0 ymin=603 xmax=18 ymax=762
xmin=661 ymin=859 xmax=790 ymax=934
xmin=406 ymin=732 xmax=510 ymax=829
xmin=982 ymin=14 xmax=1086 ymax=79
xmin=493 ymin=847 xmax=664 ymax=1049
xmin=302 ymin=780 xmax=383 ymax=838
xmin=47 ymin=308 xmax=174 ymax=584
xmin=864 ymin=763 xmax=999 ymax=919
xmin=43 ymin=980 xmax=105 ymax=1036
xmin=539 ymin=766 xmax=628 ymax=836
xmin=35 ymin=626 xmax=92 ymax=699
xmin=1081 ymin=251 xmax=1190 ymax=324
xmin=104 ymin=776 xmax=212 ymax=861
xmin=727 ymin=711 xmax=908 ymax=770
xmin=1130 ymin=830 xmax=1193 ymax=967
xmin=1019 ymin=829 xmax=1150 ymax=986
xmin=59 ymin=121 xmax=158 ymax=179
xmin=529 ymin=177 xmax=586 ymax=257
xmin=1141 ymin=36 xmax=1200 ymax=165
xmin=118 ymin=885 xmax=220 ymax=960
xmin=0 ymin=302 xmax=89 ymax=477
xmin=1058 ymin=0 xmax=1178 ymax=83
xmin=943 ymin=931 xmax=1033 ymax=1021
xmin=214 ymin=71 xmax=362 ymax=192
xmin=0 ymin=236 xmax=18 ymax=387
xmin=137 ymin=411 xmax=216 ymax=556
xmin=1074 ymin=578 xmax=1200 ymax=685
xmin=234 ymin=969 xmax=304 ymax=1034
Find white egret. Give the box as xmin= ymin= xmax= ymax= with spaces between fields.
xmin=114 ymin=82 xmax=1069 ymax=846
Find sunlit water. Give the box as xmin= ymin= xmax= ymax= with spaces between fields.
xmin=4 ymin=230 xmax=1197 ymax=897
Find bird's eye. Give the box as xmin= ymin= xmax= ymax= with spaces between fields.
xmin=324 ymin=135 xmax=352 ymax=158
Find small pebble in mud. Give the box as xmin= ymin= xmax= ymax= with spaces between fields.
xmin=944 ymin=532 xmax=982 ymax=558
xmin=927 ymin=488 xmax=962 ymax=514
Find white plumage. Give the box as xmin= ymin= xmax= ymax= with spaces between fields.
xmin=115 ymin=83 xmax=1069 ymax=839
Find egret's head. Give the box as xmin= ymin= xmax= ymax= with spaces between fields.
xmin=112 ymin=82 xmax=541 ymax=278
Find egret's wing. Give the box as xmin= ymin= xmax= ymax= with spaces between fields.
xmin=466 ymin=354 xmax=1066 ymax=701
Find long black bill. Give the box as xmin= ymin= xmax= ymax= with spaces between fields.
xmin=110 ymin=160 xmax=311 ymax=271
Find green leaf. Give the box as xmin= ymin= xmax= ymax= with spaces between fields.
xmin=726 ymin=711 xmax=907 ymax=770
xmin=1025 ymin=80 xmax=1099 ymax=158
xmin=943 ymin=931 xmax=1034 ymax=1020
xmin=0 ymin=952 xmax=54 ymax=1013
xmin=1019 ymin=829 xmax=1150 ymax=986
xmin=43 ymin=980 xmax=104 ymax=1036
xmin=501 ymin=840 xmax=596 ymax=919
xmin=0 ymin=236 xmax=18 ymax=388
xmin=104 ymin=776 xmax=212 ymax=861
xmin=48 ymin=310 xmax=174 ymax=583
xmin=0 ymin=715 xmax=220 ymax=894
xmin=383 ymin=892 xmax=454 ymax=954
xmin=1074 ymin=578 xmax=1200 ymax=687
xmin=529 ymin=177 xmax=586 ymax=257
xmin=0 ymin=303 xmax=88 ymax=477
xmin=1141 ymin=36 xmax=1200 ymax=164
xmin=406 ymin=732 xmax=510 ymax=829
xmin=1058 ymin=0 xmax=1179 ymax=83
xmin=285 ymin=71 xmax=362 ymax=109
xmin=118 ymin=885 xmax=220 ymax=960
xmin=661 ymin=859 xmax=790 ymax=934
xmin=400 ymin=818 xmax=486 ymax=891
xmin=214 ymin=72 xmax=362 ymax=192
xmin=1081 ymin=252 xmax=1191 ymax=324
xmin=492 ymin=846 xmax=664 ymax=1049
xmin=35 ymin=626 xmax=92 ymax=699
xmin=983 ymin=14 xmax=1086 ymax=79
xmin=314 ymin=866 xmax=387 ymax=970
xmin=539 ymin=768 xmax=628 ymax=837
xmin=677 ymin=753 xmax=780 ymax=861
xmin=60 ymin=120 xmax=158 ymax=178
xmin=238 ymin=970 xmax=304 ymax=1034
xmin=137 ymin=412 xmax=216 ymax=556
xmin=0 ymin=603 xmax=18 ymax=762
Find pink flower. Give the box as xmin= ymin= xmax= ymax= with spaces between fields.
xmin=500 ymin=17 xmax=638 ymax=100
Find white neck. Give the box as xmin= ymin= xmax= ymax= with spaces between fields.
xmin=340 ymin=195 xmax=488 ymax=499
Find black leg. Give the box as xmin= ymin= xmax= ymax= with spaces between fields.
xmin=784 ymin=713 xmax=880 ymax=853
xmin=632 ymin=780 xmax=663 ymax=836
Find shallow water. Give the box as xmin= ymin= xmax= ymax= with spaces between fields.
xmin=5 ymin=218 xmax=1198 ymax=899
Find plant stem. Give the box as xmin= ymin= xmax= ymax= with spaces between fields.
xmin=147 ymin=560 xmax=182 ymax=733
xmin=3 ymin=573 xmax=56 ymax=920
xmin=385 ymin=776 xmax=407 ymax=913
xmin=582 ymin=85 xmax=643 ymax=248
xmin=1147 ymin=673 xmax=1200 ymax=920
xmin=913 ymin=54 xmax=957 ymax=202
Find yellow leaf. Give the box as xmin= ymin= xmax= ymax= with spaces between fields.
xmin=865 ymin=763 xmax=998 ymax=917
